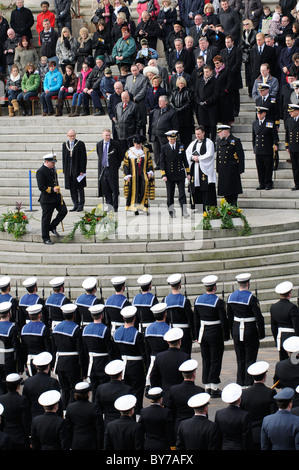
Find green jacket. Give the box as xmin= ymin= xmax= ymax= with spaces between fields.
xmin=112 ymin=35 xmax=136 ymax=65
xmin=21 ymin=70 xmax=41 ymax=92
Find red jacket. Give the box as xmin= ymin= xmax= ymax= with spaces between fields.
xmin=36 ymin=11 xmax=56 ymax=45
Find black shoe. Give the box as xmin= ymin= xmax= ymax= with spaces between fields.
xmin=44 ymin=239 xmax=54 ymax=245
xmin=256 ymin=185 xmax=265 ymax=190
xmin=265 ymin=185 xmax=272 ymax=190
xmin=70 ymin=206 xmax=78 ymax=211
xmin=155 ymin=166 xmax=160 ymax=170
xmin=292 ymin=186 xmax=299 ymax=191
xmin=77 ymin=206 xmax=84 ymax=212
xmin=211 ymin=388 xmax=222 ymax=398
xmin=169 ymin=211 xmax=176 ymax=218
xmin=50 ymin=228 xmax=60 ymax=236
xmin=94 ymin=109 xmax=105 ymax=116
xmin=135 ymin=211 xmax=139 ymax=215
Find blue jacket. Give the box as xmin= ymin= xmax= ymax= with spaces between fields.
xmin=43 ymin=68 xmax=63 ymax=92
xmin=261 ymin=409 xmax=299 ymax=450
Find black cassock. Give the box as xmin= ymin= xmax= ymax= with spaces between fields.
xmin=62 ymin=139 xmax=87 ymax=210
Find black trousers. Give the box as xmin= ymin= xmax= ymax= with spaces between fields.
xmin=290 ymin=151 xmax=299 ymax=187
xmin=200 ymin=327 xmax=224 ymax=385
xmin=190 ymin=184 xmax=217 ymax=210
xmin=166 ymin=178 xmax=187 ymax=214
xmin=57 ymin=369 xmax=81 ymax=410
xmin=101 ymin=167 xmax=119 ymax=211
xmin=232 ymin=324 xmax=259 ymax=386
xmin=40 ymin=200 xmax=67 ymax=241
xmin=69 ymin=178 xmax=85 ymax=209
xmin=255 ymin=153 xmax=273 ymax=187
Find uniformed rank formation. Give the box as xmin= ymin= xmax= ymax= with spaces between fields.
xmin=1 ymin=270 xmax=299 ymax=451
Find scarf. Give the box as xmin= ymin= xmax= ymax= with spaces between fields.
xmin=10 ymin=73 xmax=21 ymax=82
xmin=63 ymin=36 xmax=71 ymax=50
xmin=214 ymin=63 xmax=225 ymax=77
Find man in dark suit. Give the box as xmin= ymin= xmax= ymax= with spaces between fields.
xmin=279 ymin=72 xmax=297 ymax=125
xmin=169 ymin=37 xmax=194 ymax=74
xmin=194 ymin=36 xmax=218 ymax=67
xmin=169 ymin=61 xmax=191 ymax=92
xmin=274 ymin=15 xmax=293 ymax=46
xmin=189 ymin=14 xmax=204 ymax=46
xmin=220 ymin=34 xmax=243 ymax=117
xmin=35 ymin=153 xmax=67 ymax=245
xmin=107 ymin=81 xmax=123 ymax=140
xmin=249 ymin=32 xmax=276 ymax=90
xmin=278 ymin=33 xmax=299 ymax=84
xmin=97 ymin=129 xmax=123 ymax=213
xmin=114 ymin=91 xmax=142 ymax=153
xmin=285 ymin=103 xmax=299 ymax=190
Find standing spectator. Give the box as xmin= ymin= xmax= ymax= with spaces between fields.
xmin=194 ymin=65 xmax=218 ymax=142
xmin=17 ymin=62 xmax=41 ymax=116
xmin=157 ymin=0 xmax=177 ymax=63
xmin=40 ymin=18 xmax=59 ymax=64
xmin=243 ymin=0 xmax=263 ymax=30
xmin=107 ymin=80 xmax=123 ymax=138
xmin=188 ymin=13 xmax=204 ymax=45
xmin=69 ymin=61 xmax=93 ymax=116
xmin=111 ymin=0 xmax=130 ymax=24
xmin=114 ymin=90 xmax=142 ymax=151
xmin=56 ymin=64 xmax=78 ymax=116
xmin=251 ymin=62 xmax=279 ymax=99
xmin=0 ymin=10 xmax=9 ymax=73
xmin=3 ymin=29 xmax=20 ymax=74
xmin=92 ymin=19 xmax=112 ymax=61
xmin=194 ymin=35 xmax=218 ymax=67
xmin=180 ymin=0 xmax=205 ymax=34
xmin=125 ymin=63 xmax=148 ymax=135
xmin=40 ymin=60 xmax=63 ymax=116
xmin=83 ymin=55 xmax=107 ymax=116
xmin=279 ymin=33 xmax=299 ymax=85
xmin=56 ymin=27 xmax=78 ymax=74
xmin=241 ymin=19 xmax=257 ymax=96
xmin=14 ymin=36 xmax=39 ymax=75
xmin=169 ymin=37 xmax=194 ymax=74
xmin=220 ymin=34 xmax=243 ymax=117
xmin=6 ymin=64 xmax=22 ymax=117
xmin=145 ymin=75 xmax=167 ymax=141
xmin=165 ymin=20 xmax=186 ymax=69
xmin=218 ymin=0 xmax=241 ymax=44
xmin=75 ymin=27 xmax=92 ymax=73
xmin=136 ymin=0 xmax=160 ymax=23
xmin=202 ymin=3 xmax=219 ymax=26
xmin=213 ymin=55 xmax=234 ymax=124
xmin=135 ymin=10 xmax=162 ymax=50
xmin=258 ymin=4 xmax=273 ymax=35
xmin=112 ymin=24 xmax=137 ymax=70
xmin=36 ymin=1 xmax=56 ymax=46
xmin=249 ymin=32 xmax=276 ymax=91
xmin=170 ymin=76 xmax=194 ymax=148
xmin=10 ymin=0 xmax=34 ymax=40
xmin=94 ymin=0 xmax=114 ymax=37
xmin=54 ymin=0 xmax=72 ymax=34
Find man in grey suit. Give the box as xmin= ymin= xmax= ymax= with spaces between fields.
xmin=125 ymin=63 xmax=148 ymax=135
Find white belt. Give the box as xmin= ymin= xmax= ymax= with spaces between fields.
xmin=173 ymin=323 xmax=189 ymax=328
xmin=51 ymin=320 xmax=62 ymax=329
xmin=0 ymin=347 xmax=14 ymax=353
xmin=26 ymin=319 xmax=30 ymax=324
xmin=27 ymin=354 xmax=37 ymax=377
xmin=121 ymin=355 xmax=143 ymax=379
xmin=146 ymin=355 xmax=156 ymax=386
xmin=111 ymin=321 xmax=123 ymax=334
xmin=87 ymin=352 xmax=108 ymax=380
xmin=234 ymin=316 xmax=256 ymax=341
xmin=139 ymin=322 xmax=152 ymax=332
xmin=277 ymin=327 xmax=295 ymax=351
xmin=54 ymin=351 xmax=79 ymax=374
xmin=198 ymin=320 xmax=221 ymax=344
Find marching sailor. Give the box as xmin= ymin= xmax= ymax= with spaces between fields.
xmin=18 ymin=277 xmax=45 ymax=327
xmin=44 ymin=277 xmax=72 ymax=329
xmin=132 ymin=274 xmax=158 ymax=334
xmin=0 ymin=276 xmax=18 ymax=327
xmin=75 ymin=277 xmax=104 ymax=328
xmin=104 ymin=276 xmax=131 ymax=333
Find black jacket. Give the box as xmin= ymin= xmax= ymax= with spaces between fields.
xmin=151 ymin=105 xmax=179 ymax=141
xmin=97 ymin=138 xmax=123 ymax=197
xmin=10 ymin=6 xmax=34 ymax=39
xmin=36 ymin=164 xmax=63 ymax=205
xmin=40 ymin=28 xmax=59 ymax=59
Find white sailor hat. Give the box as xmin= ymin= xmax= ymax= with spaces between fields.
xmin=111 ymin=276 xmax=126 ymax=286
xmin=0 ymin=301 xmax=12 ymax=314
xmin=0 ymin=276 xmax=11 ymax=288
xmin=275 ymin=281 xmax=293 ymax=295
xmin=5 ymin=373 xmax=22 ymax=384
xmin=33 ymin=351 xmax=53 ymax=366
xmin=75 ymin=382 xmax=90 ymax=392
xmin=89 ymin=304 xmax=105 ymax=315
xmin=0 ymin=403 xmax=3 ymax=415
xmin=258 ymin=82 xmax=270 ymax=89
xmin=23 ymin=276 xmax=37 ymax=288
xmin=256 ymin=106 xmax=269 ymax=113
xmin=235 ymin=272 xmax=251 ymax=282
xmin=43 ymin=153 xmax=57 ymax=162
xmin=151 ymin=302 xmax=167 ymax=315
xmin=145 ymin=387 xmax=164 ymax=400
xmin=26 ymin=304 xmax=43 ymax=315
xmin=49 ymin=276 xmax=65 ymax=288
xmin=105 ymin=359 xmax=125 ymax=376
xmin=82 ymin=277 xmax=97 ymax=290
xmin=283 ymin=336 xmax=299 ymax=353
xmin=247 ymin=361 xmax=269 ymax=376
xmin=164 ymin=327 xmax=183 ymax=342
xmin=165 ymin=130 xmax=179 ymax=138
xmin=221 ymin=383 xmax=242 ymax=403
xmin=38 ymin=390 xmax=61 ymax=407
xmin=202 ymin=275 xmax=218 ymax=286
xmin=217 ymin=124 xmax=230 ymax=132
xmin=179 ymin=359 xmax=198 ymax=372
xmin=288 ymin=103 xmax=299 ymax=111
xmin=114 ymin=394 xmax=137 ymax=412
xmin=137 ymin=274 xmax=152 ymax=286
xmin=188 ymin=392 xmax=210 ymax=408
xmin=61 ymin=303 xmax=77 ymax=314
xmin=121 ymin=305 xmax=137 ymax=318
xmin=167 ymin=273 xmax=181 ymax=285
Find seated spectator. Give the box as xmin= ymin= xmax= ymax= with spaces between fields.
xmin=10 ymin=0 xmax=34 ymax=40
xmin=111 ymin=0 xmax=130 ymax=24
xmin=112 ymin=24 xmax=137 ymax=70
xmin=252 ymin=62 xmax=280 ymax=99
xmin=14 ymin=36 xmax=39 ymax=75
xmin=75 ymin=27 xmax=93 ymax=72
xmin=56 ymin=27 xmax=79 ymax=73
xmin=136 ymin=38 xmax=159 ymax=65
xmin=136 ymin=0 xmax=160 ymax=23
xmin=17 ymin=62 xmax=41 ymax=116
xmin=69 ymin=61 xmax=93 ymax=116
xmin=3 ymin=29 xmax=19 ymax=74
xmin=40 ymin=18 xmax=59 ymax=64
xmin=100 ymin=66 xmax=116 ymax=100
xmin=92 ymin=19 xmax=112 ymax=60
xmin=56 ymin=64 xmax=78 ymax=116
xmin=40 ymin=59 xmax=63 ymax=116
xmin=83 ymin=55 xmax=107 ymax=116
xmin=258 ymin=5 xmax=273 ymax=34
xmin=37 ymin=56 xmax=49 ymax=85
xmin=6 ymin=64 xmax=22 ymax=117
xmin=36 ymin=1 xmax=56 ymax=45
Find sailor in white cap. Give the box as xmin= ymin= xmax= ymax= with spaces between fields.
xmin=52 ymin=303 xmax=84 ymax=410
xmin=167 ymin=358 xmax=205 ymax=432
xmin=75 ymin=277 xmax=104 ymax=327
xmin=144 ymin=302 xmax=170 ymax=389
xmin=216 ymin=122 xmax=245 ymax=206
xmin=82 ymin=303 xmax=114 ymax=400
xmin=36 ymin=150 xmax=68 ymax=245
xmin=0 ymin=276 xmax=18 ymax=325
xmin=139 ymin=387 xmax=176 ymax=451
xmin=214 ymin=383 xmax=252 ymax=450
xmin=163 ymin=273 xmax=194 ymax=355
xmin=285 ymin=102 xmax=299 ymax=190
xmin=177 ymin=392 xmax=221 ymax=450
xmin=31 ymin=389 xmax=68 ymax=450
xmin=132 ymin=274 xmax=158 ymax=334
xmin=227 ymin=273 xmax=265 ymax=387
xmin=104 ymin=394 xmax=143 ymax=450
xmin=150 ymin=325 xmax=190 ymax=405
xmin=113 ymin=305 xmax=146 ymax=415
xmin=194 ymin=274 xmax=229 ymax=397
xmin=271 ymin=336 xmax=299 ymax=408
xmin=0 ymin=300 xmax=22 ymax=395
xmin=160 ymin=128 xmax=190 ymax=218
xmin=18 ymin=276 xmax=44 ymax=327
xmin=45 ymin=277 xmax=71 ymax=330
xmin=185 ymin=125 xmax=217 ymax=211
xmin=105 ymin=276 xmax=130 ymax=334
xmin=239 ymin=360 xmax=277 ymax=449
xmin=270 ymin=280 xmax=299 ymax=360
xmin=21 ymin=303 xmax=52 ymax=377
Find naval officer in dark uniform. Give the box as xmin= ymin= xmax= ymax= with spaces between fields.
xmin=270 ymin=281 xmax=299 ymax=361
xmin=227 ymin=272 xmax=265 ymax=387
xmin=252 ymin=106 xmax=279 ymax=190
xmin=44 ymin=276 xmax=71 ymax=329
xmin=255 ymin=83 xmax=280 ymax=128
xmin=273 ymin=336 xmax=299 ymax=408
xmin=160 ymin=130 xmax=191 ymax=218
xmin=104 ymin=276 xmax=131 ymax=333
xmin=194 ymin=274 xmax=230 ymax=397
xmin=75 ymin=277 xmax=104 ymax=327
xmin=216 ymin=124 xmax=245 ymax=206
xmin=35 ymin=153 xmax=67 ymax=245
xmin=285 ymin=103 xmax=299 ymax=190
xmin=132 ymin=274 xmax=158 ymax=334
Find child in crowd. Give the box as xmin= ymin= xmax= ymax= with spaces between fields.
xmin=100 ymin=67 xmax=115 ymax=100
xmin=37 ymin=56 xmax=49 ymax=85
xmin=69 ymin=61 xmax=92 ymax=116
xmin=117 ymin=64 xmax=130 ymax=86
xmin=5 ymin=63 xmax=22 ymax=117
xmin=56 ymin=64 xmax=78 ymax=116
xmin=258 ymin=5 xmax=273 ymax=34
xmin=136 ymin=38 xmax=159 ymax=65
